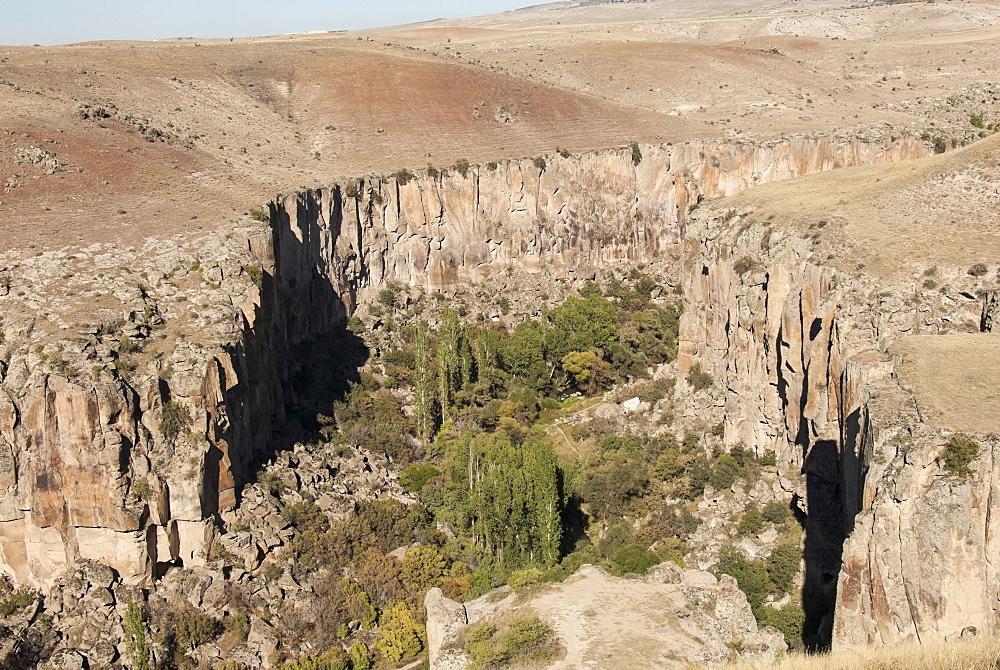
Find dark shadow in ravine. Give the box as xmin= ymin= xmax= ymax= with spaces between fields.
xmin=204 ymin=185 xmax=372 ymax=510
xmin=801 ymin=438 xmax=845 ymax=652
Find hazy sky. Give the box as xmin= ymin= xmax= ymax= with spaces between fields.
xmin=1 ymin=1 xmax=537 ymax=46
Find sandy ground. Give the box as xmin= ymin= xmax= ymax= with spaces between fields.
xmin=723 ymin=133 xmax=1000 ymax=280
xmin=892 ymin=334 xmax=1000 ymax=434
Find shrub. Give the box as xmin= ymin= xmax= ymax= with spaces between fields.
xmin=716 ymin=545 xmax=770 ymax=611
xmin=758 ymin=604 xmax=805 ymax=650
xmin=762 ymin=500 xmax=791 ymax=525
xmin=687 ymin=363 xmax=714 ymax=391
xmin=249 ymin=208 xmax=270 ymax=223
xmin=119 ymin=336 xmax=140 ymax=354
xmin=393 ymin=168 xmax=415 ymax=185
xmin=131 ymin=477 xmax=153 ymax=501
xmin=933 ymin=136 xmax=948 ymax=154
xmin=463 ymin=615 xmax=560 ymax=669
xmin=733 ymin=256 xmax=756 ymax=275
xmin=399 ymin=463 xmax=442 ymax=493
xmin=159 ymin=401 xmax=191 ymax=445
xmin=629 ymin=141 xmax=642 ymax=166
xmin=737 ymin=509 xmax=765 ymax=537
xmin=611 ymin=544 xmax=660 ymax=575
xmin=532 ymin=156 xmax=547 ymax=171
xmin=453 ymin=158 xmax=471 ymax=177
xmin=376 ymin=602 xmax=423 ymax=661
xmin=280 ymin=649 xmax=350 ymax=670
xmin=941 ymin=434 xmax=981 ymax=478
xmin=0 ymin=586 xmax=33 ymax=617
xmin=767 ymin=541 xmax=801 ymax=594
xmin=348 ymin=643 xmax=373 ymax=670
xmin=556 ymin=147 xmax=570 ymax=158
xmin=971 ymin=113 xmax=986 ymax=129
xmin=243 ymin=264 xmax=264 ymax=288
xmin=708 ymin=454 xmax=740 ymax=491
xmin=378 ymin=288 xmax=397 ymax=308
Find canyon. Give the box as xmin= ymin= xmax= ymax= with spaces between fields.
xmin=2 ymin=126 xmax=998 ymax=665
xmin=2 ymin=1 xmax=1000 ymax=667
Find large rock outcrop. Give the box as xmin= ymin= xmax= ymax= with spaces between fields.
xmin=425 ymin=563 xmax=787 ymax=669
xmin=675 ymin=203 xmax=999 ymax=647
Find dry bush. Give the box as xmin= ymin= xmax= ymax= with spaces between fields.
xmin=723 ymin=637 xmax=1000 ymax=670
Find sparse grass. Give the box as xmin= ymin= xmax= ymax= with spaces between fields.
xmin=721 ymin=637 xmax=1000 ymax=670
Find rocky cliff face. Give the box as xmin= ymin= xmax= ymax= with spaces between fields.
xmin=675 ymin=204 xmax=998 ymax=647
xmin=0 ymin=134 xmax=926 ymax=597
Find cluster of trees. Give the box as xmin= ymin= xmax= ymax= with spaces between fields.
xmin=370 ymin=275 xmax=681 ymax=443
xmin=258 ymin=270 xmax=806 ymax=664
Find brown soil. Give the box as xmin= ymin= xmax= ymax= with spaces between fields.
xmin=2 ymin=0 xmax=999 ymax=258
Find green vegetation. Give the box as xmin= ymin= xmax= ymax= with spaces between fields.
xmin=153 ymin=601 xmax=223 ymax=668
xmin=243 ymin=263 xmax=264 ymax=288
xmin=249 ymin=208 xmax=270 ymax=223
xmin=249 ymin=271 xmax=800 ymax=665
xmin=393 ymin=168 xmax=415 ymax=185
xmin=971 ymin=113 xmax=986 ymax=129
xmin=532 ymin=156 xmax=547 ymax=171
xmin=0 ymin=577 xmax=33 ymax=617
xmin=687 ymin=363 xmax=714 ymax=391
xmin=281 ymin=648 xmax=351 ymax=670
xmin=375 ymin=601 xmax=424 ymax=661
xmin=159 ymin=401 xmax=192 ymax=445
xmin=124 ymin=602 xmax=150 ymax=670
xmin=629 ymin=141 xmax=642 ymax=166
xmin=941 ymin=434 xmax=981 ymax=478
xmin=716 ymin=541 xmax=805 ymax=649
xmin=462 ymin=615 xmax=561 ymax=669
xmin=453 ymin=158 xmax=471 ymax=177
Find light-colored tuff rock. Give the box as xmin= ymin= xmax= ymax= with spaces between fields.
xmin=675 ymin=200 xmax=999 ymax=647
xmin=0 ymin=135 xmax=924 ymax=589
xmin=831 ymin=334 xmax=1000 ymax=648
xmin=425 ymin=564 xmax=787 ymax=669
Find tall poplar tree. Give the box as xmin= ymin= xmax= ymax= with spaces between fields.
xmin=437 ymin=308 xmax=461 ymax=419
xmin=414 ymin=324 xmax=435 ymax=441
xmin=468 ymin=433 xmax=562 ymax=567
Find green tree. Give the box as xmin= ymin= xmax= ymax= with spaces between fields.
xmin=414 ymin=325 xmax=436 ymax=441
xmin=941 ymin=434 xmax=981 ymax=478
xmin=500 ymin=321 xmax=547 ymax=386
xmin=124 ymin=602 xmax=149 ymax=670
xmin=468 ymin=433 xmax=562 ymax=567
xmin=545 ymin=295 xmax=618 ymax=361
xmin=401 ymin=545 xmax=449 ymax=594
xmin=159 ymin=400 xmax=191 ymax=445
xmin=437 ymin=308 xmax=461 ymax=418
xmin=375 ymin=601 xmax=423 ymax=661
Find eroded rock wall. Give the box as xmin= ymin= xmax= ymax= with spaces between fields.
xmin=675 ymin=206 xmax=998 ymax=647
xmin=0 ymin=135 xmax=925 ymax=589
